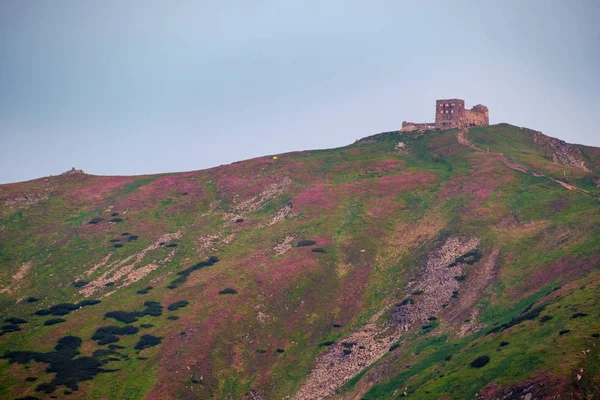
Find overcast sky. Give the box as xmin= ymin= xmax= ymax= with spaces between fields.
xmin=1 ymin=1 xmax=599 ymax=183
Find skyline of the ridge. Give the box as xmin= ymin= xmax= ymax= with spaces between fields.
xmin=1 ymin=1 xmax=599 ymax=184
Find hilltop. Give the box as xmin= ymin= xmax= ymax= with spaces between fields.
xmin=0 ymin=124 xmax=599 ymax=399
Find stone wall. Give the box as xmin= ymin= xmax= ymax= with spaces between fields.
xmin=401 ymin=121 xmax=436 ymax=132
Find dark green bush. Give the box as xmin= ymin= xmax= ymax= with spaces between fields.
xmin=167 ymin=316 xmax=179 ymax=321
xmin=218 ymin=288 xmax=238 ymax=295
xmin=165 ymin=243 xmax=178 ymax=248
xmin=167 ymin=277 xmax=187 ymax=290
xmin=572 ymin=312 xmax=588 ymax=318
xmin=137 ymin=286 xmax=153 ymax=295
xmin=44 ymin=319 xmax=66 ymax=326
xmin=111 ymin=212 xmax=119 ymax=217
xmin=26 ymin=297 xmax=40 ymax=303
xmin=104 ymin=282 xmax=115 ymax=287
xmin=104 ymin=311 xmax=138 ymax=324
xmin=235 ymin=218 xmax=244 ymax=223
xmin=297 ymin=240 xmax=317 ymax=247
xmin=342 ymin=342 xmax=356 ymax=348
xmin=499 ymin=341 xmax=509 ymax=347
xmin=128 ymin=235 xmax=139 ymax=241
xmin=25 ymin=377 xmax=38 ymax=382
xmin=427 ymin=316 xmax=437 ymax=321
xmin=311 ymin=248 xmax=326 ymax=253
xmin=256 ymin=349 xmax=267 ymax=354
xmin=399 ymin=298 xmax=414 ymax=306
xmin=451 ymin=291 xmax=458 ymax=299
xmin=6 ymin=317 xmax=27 ymax=324
xmin=167 ymin=300 xmax=189 ymax=311
xmin=114 ymin=243 xmax=123 ymax=248
xmin=591 ymin=333 xmax=600 ymax=338
xmin=121 ymin=232 xmax=130 ymax=236
xmin=333 ymin=324 xmax=342 ymax=328
xmin=343 ymin=349 xmax=352 ymax=355
xmin=412 ymin=290 xmax=424 ymax=296
xmin=559 ymin=329 xmax=570 ymax=335
xmin=539 ymin=315 xmax=553 ymax=323
xmin=35 ymin=300 xmax=100 ymax=318
xmin=109 ymin=239 xmax=121 ymax=243
xmin=109 ymin=218 xmax=123 ymax=223
xmin=3 ymin=335 xmax=113 ymax=394
xmin=143 ymin=301 xmax=163 ymax=316
xmin=319 ymin=341 xmax=335 ymax=347
xmin=92 ymin=325 xmax=138 ymax=345
xmin=167 ymin=256 xmax=219 ymax=289
xmin=1 ymin=324 xmax=21 ymax=333
xmin=487 ymin=305 xmax=546 ymax=334
xmin=139 ymin=324 xmax=154 ymax=329
xmin=107 ymin=344 xmax=125 ymax=350
xmin=88 ymin=217 xmax=103 ymax=224
xmin=470 ymin=355 xmax=490 ymax=368
xmin=454 ymin=275 xmax=467 ymax=282
xmin=276 ymin=348 xmax=285 ymax=353
xmin=104 ymin=301 xmax=162 ymax=323
xmin=78 ymin=299 xmax=101 ymax=307
xmin=389 ymin=344 xmax=399 ymax=352
xmin=134 ymin=334 xmax=162 ymax=350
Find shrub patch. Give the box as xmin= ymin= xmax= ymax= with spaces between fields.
xmin=92 ymin=325 xmax=138 ymax=345
xmin=35 ymin=300 xmax=101 ymax=317
xmin=218 ymin=288 xmax=238 ymax=295
xmin=44 ymin=319 xmax=66 ymax=326
xmin=6 ymin=317 xmax=27 ymax=324
xmin=104 ymin=301 xmax=163 ymax=323
xmin=297 ymin=240 xmax=317 ymax=247
xmin=470 ymin=355 xmax=490 ymax=368
xmin=2 ymin=336 xmax=114 ymax=394
xmin=137 ymin=286 xmax=153 ymax=295
xmin=167 ymin=300 xmax=189 ymax=311
xmin=134 ymin=334 xmax=162 ymax=350
xmin=167 ymin=256 xmax=219 ymax=289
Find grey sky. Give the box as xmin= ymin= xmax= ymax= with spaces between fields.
xmin=1 ymin=1 xmax=599 ymax=183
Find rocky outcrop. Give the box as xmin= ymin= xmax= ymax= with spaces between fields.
xmin=393 ymin=237 xmax=480 ymax=329
xmin=531 ymin=131 xmax=590 ymax=172
xmin=292 ymin=237 xmax=482 ymax=400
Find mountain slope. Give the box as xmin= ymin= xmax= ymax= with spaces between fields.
xmin=0 ymin=124 xmax=599 ymax=399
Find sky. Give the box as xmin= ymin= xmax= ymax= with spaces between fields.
xmin=1 ymin=1 xmax=599 ymax=184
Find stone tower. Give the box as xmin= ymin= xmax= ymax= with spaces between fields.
xmin=435 ymin=99 xmax=489 ymax=129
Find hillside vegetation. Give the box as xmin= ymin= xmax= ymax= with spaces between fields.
xmin=0 ymin=124 xmax=599 ymax=399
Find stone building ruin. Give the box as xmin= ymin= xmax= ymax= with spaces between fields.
xmin=401 ymin=99 xmax=489 ymax=132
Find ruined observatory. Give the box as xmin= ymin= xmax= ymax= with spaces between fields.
xmin=401 ymin=99 xmax=489 ymax=132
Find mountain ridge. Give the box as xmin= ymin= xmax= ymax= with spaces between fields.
xmin=1 ymin=123 xmax=599 ymax=399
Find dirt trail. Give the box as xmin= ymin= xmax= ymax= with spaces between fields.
xmin=292 ymin=237 xmax=481 ymax=400
xmin=457 ymin=129 xmax=591 ymax=196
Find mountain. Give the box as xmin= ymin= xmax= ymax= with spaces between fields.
xmin=1 ymin=124 xmax=599 ymax=399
